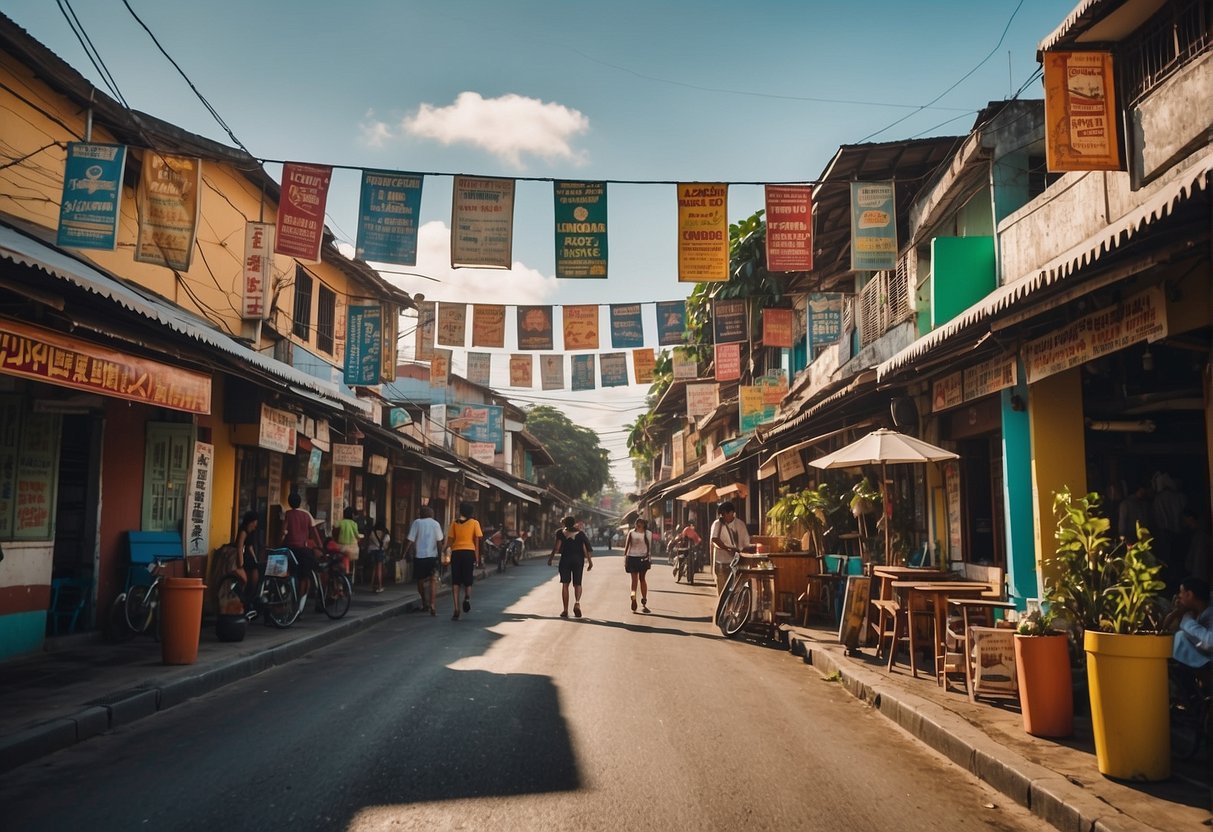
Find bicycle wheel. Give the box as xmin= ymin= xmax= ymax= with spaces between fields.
xmin=124 ymin=583 xmax=156 ymax=634
xmin=323 ymin=571 xmax=352 ymax=619
xmin=262 ymin=576 xmax=299 ymax=628
xmin=719 ymin=583 xmax=752 ymax=638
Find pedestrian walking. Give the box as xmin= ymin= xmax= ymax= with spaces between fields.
xmin=333 ymin=506 xmax=362 ymax=580
xmin=548 ymin=515 xmax=593 ymax=618
xmin=622 ymin=517 xmax=652 ymax=613
xmin=711 ymin=501 xmax=750 ymax=595
xmin=406 ymin=505 xmax=443 ymax=615
xmin=447 ymin=501 xmax=483 ymax=620
xmin=367 ymin=520 xmax=390 ymax=593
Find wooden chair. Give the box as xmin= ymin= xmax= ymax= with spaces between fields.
xmin=886 ymin=587 xmax=934 ymax=676
xmin=940 ymin=563 xmax=1011 ymax=690
xmin=797 ymin=555 xmax=832 ymax=625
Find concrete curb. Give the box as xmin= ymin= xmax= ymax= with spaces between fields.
xmin=0 ymin=593 xmax=425 ymax=774
xmin=788 ymin=633 xmax=1168 ymax=832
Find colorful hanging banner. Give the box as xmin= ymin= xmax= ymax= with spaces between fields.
xmin=344 ymin=305 xmax=382 ymax=385
xmin=686 ymin=382 xmax=718 ymax=418
xmin=415 ymin=301 xmax=436 ymax=361
xmin=448 ymin=403 xmax=505 ymax=452
xmin=429 ymin=348 xmax=451 ymax=388
xmin=739 ymin=386 xmax=767 ymax=434
xmin=714 ymin=342 xmax=741 ymax=382
xmin=632 ymin=348 xmax=655 ymax=384
xmin=760 ymin=368 xmax=789 ymax=406
xmin=516 ymin=305 xmax=554 ymax=350
xmin=466 ymin=352 xmax=492 ymax=387
xmin=610 ymin=304 xmax=645 ymax=348
xmin=677 ymin=183 xmax=729 ymax=282
xmin=764 ymin=184 xmax=814 ymax=272
xmin=762 ymin=308 xmax=794 ymax=348
xmin=713 ymin=298 xmax=748 ymax=344
xmin=1042 ymin=51 xmax=1121 ymax=172
xmin=554 ymin=181 xmax=608 ymax=279
xmin=509 ymin=354 xmax=533 ymax=387
xmin=437 ymin=302 xmax=468 ymax=347
xmin=540 ymin=355 xmax=565 ymax=390
xmin=808 ymin=292 xmax=844 ymax=351
xmin=356 ymin=170 xmax=423 ymax=265
xmin=450 ymin=175 xmax=515 ymax=268
xmin=134 ymin=152 xmax=201 ymax=271
xmin=275 ymin=162 xmax=332 ymax=262
xmin=57 ymin=142 xmax=127 ymax=250
xmin=562 ymin=305 xmax=600 ymax=350
xmin=672 ymin=347 xmax=698 ymax=381
xmin=571 ymin=354 xmax=596 ymax=391
xmin=241 ymin=222 xmax=273 ymax=320
xmin=600 ymin=353 xmax=629 ymax=387
xmin=655 ymin=300 xmax=687 ymax=347
xmin=471 ymin=304 xmax=506 ymax=348
xmin=850 ymin=181 xmax=897 ymax=271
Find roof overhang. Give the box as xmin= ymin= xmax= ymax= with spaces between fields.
xmin=1038 ymin=0 xmax=1168 ymax=56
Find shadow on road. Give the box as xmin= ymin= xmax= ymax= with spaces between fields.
xmin=506 ymin=612 xmax=722 ymax=641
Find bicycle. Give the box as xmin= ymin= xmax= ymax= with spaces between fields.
xmin=714 ymin=550 xmax=776 ymax=639
xmin=123 ymin=556 xmax=176 ymax=637
xmin=215 ymin=548 xmax=300 ymax=629
xmin=305 ymin=554 xmax=353 ymax=619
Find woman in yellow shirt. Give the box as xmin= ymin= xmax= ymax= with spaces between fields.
xmin=447 ymin=502 xmax=483 ymax=620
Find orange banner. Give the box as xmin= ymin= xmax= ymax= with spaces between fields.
xmin=437 ymin=303 xmax=467 ymax=347
xmin=632 ymin=348 xmax=655 ymax=384
xmin=562 ymin=305 xmax=600 ymax=350
xmin=677 ymin=183 xmax=729 ymax=282
xmin=471 ymin=305 xmax=506 ymax=348
xmin=0 ymin=319 xmax=211 ymax=414
xmin=1043 ymin=51 xmax=1120 ymax=172
xmin=509 ymin=354 xmax=533 ymax=387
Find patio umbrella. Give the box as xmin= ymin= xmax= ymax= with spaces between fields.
xmin=809 ymin=428 xmax=958 ymax=563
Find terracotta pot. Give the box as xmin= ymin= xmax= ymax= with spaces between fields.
xmin=1013 ymin=633 xmax=1073 ymax=737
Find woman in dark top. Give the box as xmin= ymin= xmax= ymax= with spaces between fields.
xmin=548 ymin=515 xmax=593 ymax=618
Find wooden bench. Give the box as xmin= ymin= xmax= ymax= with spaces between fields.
xmin=125 ymin=530 xmax=185 ymax=589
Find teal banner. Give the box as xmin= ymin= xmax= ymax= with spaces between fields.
xmin=356 ymin=170 xmax=423 ymax=266
xmin=554 ymin=181 xmax=607 ymax=279
xmin=850 ymin=181 xmax=897 ymax=271
xmin=57 ymin=142 xmax=127 ymax=250
xmin=344 ymin=305 xmax=382 ymax=385
xmin=656 ymin=300 xmax=686 ymax=346
xmin=571 ymin=354 xmax=596 ymax=390
xmin=610 ymin=304 xmax=644 ymax=348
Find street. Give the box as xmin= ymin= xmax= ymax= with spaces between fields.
xmin=2 ymin=553 xmax=1049 ymax=832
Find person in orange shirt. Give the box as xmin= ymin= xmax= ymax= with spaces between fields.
xmin=447 ymin=501 xmax=483 ymax=620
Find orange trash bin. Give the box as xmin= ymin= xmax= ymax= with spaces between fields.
xmin=160 ymin=577 xmax=206 ymax=665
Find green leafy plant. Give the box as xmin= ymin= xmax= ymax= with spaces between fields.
xmin=1015 ymin=605 xmax=1064 ymax=636
xmin=1043 ymin=487 xmax=1166 ymax=639
xmin=849 ymin=477 xmax=881 ymax=517
xmin=766 ymin=483 xmax=839 ymax=554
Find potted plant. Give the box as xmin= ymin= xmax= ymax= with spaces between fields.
xmin=765 ymin=483 xmax=836 ymax=555
xmin=1043 ymin=487 xmax=1169 ymax=780
xmin=1013 ymin=604 xmax=1072 ymax=737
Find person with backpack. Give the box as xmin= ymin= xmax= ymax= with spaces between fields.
xmin=548 ymin=514 xmax=593 ymax=618
xmin=622 ymin=517 xmax=653 ymax=613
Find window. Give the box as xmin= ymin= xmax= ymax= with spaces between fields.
xmin=1120 ymin=0 xmax=1211 ymax=107
xmin=142 ymin=423 xmax=194 ymax=532
xmin=858 ymin=253 xmax=913 ymax=346
xmin=292 ymin=266 xmax=312 ymax=341
xmin=316 ymin=284 xmax=335 ymax=354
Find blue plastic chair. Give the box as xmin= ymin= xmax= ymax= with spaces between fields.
xmin=48 ymin=577 xmax=92 ymax=635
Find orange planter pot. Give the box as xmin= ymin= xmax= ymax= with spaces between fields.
xmin=1013 ymin=634 xmax=1073 ymax=737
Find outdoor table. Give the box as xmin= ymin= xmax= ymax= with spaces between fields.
xmin=868 ymin=566 xmax=953 ymax=649
xmin=888 ymin=581 xmax=992 ymax=677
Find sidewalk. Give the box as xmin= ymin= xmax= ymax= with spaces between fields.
xmin=783 ymin=623 xmax=1211 ymax=832
xmin=0 ymin=578 xmax=426 ymax=773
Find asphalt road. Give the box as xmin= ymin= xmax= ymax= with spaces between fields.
xmin=2 ymin=551 xmax=1050 ymax=832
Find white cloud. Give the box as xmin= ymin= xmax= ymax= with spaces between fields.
xmin=358 ymin=108 xmax=394 ymax=148
xmin=403 ymin=92 xmax=589 ymax=168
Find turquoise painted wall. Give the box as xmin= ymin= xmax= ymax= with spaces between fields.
xmin=0 ymin=610 xmax=47 ymax=661
xmin=930 ymin=236 xmax=996 ymax=327
xmin=1001 ymin=360 xmax=1037 ymax=607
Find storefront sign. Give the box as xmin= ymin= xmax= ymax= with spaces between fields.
xmin=367 ymin=454 xmax=388 ymax=476
xmin=738 ymin=385 xmax=766 ymax=434
xmin=356 ymin=170 xmax=423 ymax=266
xmin=429 ymin=349 xmax=451 ymax=388
xmin=428 ymin=404 xmax=446 ymax=446
xmin=469 ymin=442 xmax=496 ymax=464
xmin=184 ymin=441 xmax=213 ymax=557
xmin=777 ymin=447 xmax=806 ymax=482
xmin=762 ymin=308 xmax=794 ymax=349
xmin=1042 ymin=51 xmax=1120 ymax=172
xmin=932 ymin=371 xmax=964 ymax=413
xmin=764 ymin=184 xmax=814 ymax=272
xmin=714 ymin=342 xmax=741 ymax=382
xmin=1025 ymin=287 xmax=1167 ymax=384
xmin=449 ymin=403 xmax=505 ymax=452
xmin=677 ymin=183 xmax=729 ymax=282
xmin=686 ymin=382 xmax=718 ymax=419
xmin=671 ymin=429 xmax=685 ymax=477
xmin=57 ymin=142 xmax=126 ymax=251
xmin=300 ymin=447 xmax=321 ymax=488
xmin=971 ymin=627 xmax=1018 ymax=694
xmin=333 ymin=443 xmax=364 ymax=468
xmin=808 ymin=293 xmax=844 ymax=350
xmin=963 ymin=356 xmax=1017 ymax=402
xmin=415 ymin=301 xmax=436 ymax=361
xmin=275 ymin=162 xmax=332 ymax=262
xmin=259 ymin=403 xmax=297 ymax=454
xmin=388 ymin=408 xmax=412 ymax=429
xmin=0 ymin=319 xmax=211 ymax=414
xmin=554 ymin=180 xmax=608 ymax=279
xmin=837 ymin=575 xmax=871 ymax=652
xmin=241 ymin=222 xmax=272 ymax=319
xmin=850 ymin=181 xmax=897 ymax=271
xmin=462 ymin=486 xmax=480 ymax=502
xmin=672 ymin=348 xmax=698 ymax=381
xmin=944 ymin=460 xmax=962 ymax=561
xmin=451 ymin=175 xmax=515 ymax=269
xmin=713 ymin=299 xmax=748 ymax=344
xmin=312 ymin=418 xmax=331 ymax=452
xmin=760 ymin=369 xmax=788 ymax=407
xmin=135 ymin=152 xmax=201 ymax=271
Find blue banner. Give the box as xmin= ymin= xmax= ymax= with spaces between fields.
xmin=655 ymin=300 xmax=686 ymax=346
xmin=344 ymin=305 xmax=382 ymax=385
xmin=600 ymin=353 xmax=629 ymax=387
xmin=57 ymin=142 xmax=127 ymax=250
xmin=808 ymin=293 xmax=844 ymax=351
xmin=850 ymin=181 xmax=897 ymax=271
xmin=571 ymin=354 xmax=596 ymax=391
xmin=356 ymin=170 xmax=423 ymax=266
xmin=610 ymin=304 xmax=644 ymax=348
xmin=449 ymin=403 xmax=504 ymax=452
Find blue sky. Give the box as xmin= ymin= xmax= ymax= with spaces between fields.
xmin=5 ymin=0 xmax=1077 ymax=489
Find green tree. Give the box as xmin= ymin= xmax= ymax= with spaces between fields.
xmin=525 ymin=405 xmax=612 ymax=499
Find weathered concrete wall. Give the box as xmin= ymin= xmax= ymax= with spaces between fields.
xmin=1132 ymin=50 xmax=1212 ymax=183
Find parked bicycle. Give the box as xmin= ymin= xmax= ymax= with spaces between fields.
xmin=714 ymin=549 xmax=774 ymax=639
xmin=122 ymin=556 xmax=175 ymax=637
xmin=216 ymin=547 xmax=300 ymax=628
xmin=305 ymin=552 xmax=353 ymax=619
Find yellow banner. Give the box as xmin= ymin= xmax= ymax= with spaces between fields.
xmin=135 ymin=152 xmax=201 ymax=271
xmin=632 ymin=348 xmax=655 ymax=384
xmin=1043 ymin=51 xmax=1120 ymax=172
xmin=677 ymin=183 xmax=729 ymax=282
xmin=471 ymin=305 xmax=506 ymax=348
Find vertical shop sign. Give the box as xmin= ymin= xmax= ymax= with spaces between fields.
xmin=540 ymin=355 xmax=565 ymax=390
xmin=429 ymin=348 xmax=451 ymax=388
xmin=427 ymin=404 xmax=446 ymax=446
xmin=686 ymin=382 xmax=718 ymax=418
xmin=610 ymin=304 xmax=645 ymax=348
xmin=259 ymin=403 xmax=297 ymax=454
xmin=713 ymin=299 xmax=748 ymax=344
xmin=655 ymin=300 xmax=687 ymax=346
xmin=415 ymin=301 xmax=436 ymax=361
xmin=302 ymin=447 xmax=322 ymax=488
xmin=1043 ymin=51 xmax=1121 ymax=172
xmin=184 ymin=441 xmax=213 ymax=557
xmin=437 ymin=302 xmax=468 ymax=347
xmin=632 ymin=348 xmax=655 ymax=385
xmin=241 ymin=222 xmax=273 ymax=320
xmin=471 ymin=304 xmax=506 ymax=348
xmin=571 ymin=354 xmax=595 ymax=390
xmin=808 ymin=293 xmax=844 ymax=351
xmin=509 ymin=354 xmax=533 ymax=387
xmin=562 ymin=305 xmax=600 ymax=350
xmin=600 ymin=353 xmax=628 ymax=387
xmin=466 ymin=352 xmax=492 ymax=386
xmin=516 ymin=306 xmax=554 ymax=350
xmin=677 ymin=183 xmax=729 ymax=282
xmin=763 ymin=184 xmax=813 ymax=272
xmin=275 ymin=162 xmax=332 ymax=262
xmin=135 ymin=152 xmax=201 ymax=270
xmin=850 ymin=181 xmax=897 ymax=271
xmin=762 ymin=308 xmax=794 ymax=348
xmin=554 ymin=181 xmax=608 ymax=279
xmin=738 ymin=386 xmax=766 ymax=434
xmin=344 ymin=304 xmax=382 ymax=385
xmin=57 ymin=142 xmax=127 ymax=250
xmin=714 ymin=342 xmax=741 ymax=382
xmin=450 ymin=175 xmax=515 ymax=268
xmin=356 ymin=170 xmax=423 ymax=265
xmin=380 ymin=303 xmax=397 ymax=383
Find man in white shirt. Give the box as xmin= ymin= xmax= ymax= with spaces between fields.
xmin=710 ymin=501 xmax=750 ymax=595
xmin=406 ymin=505 xmax=444 ymax=616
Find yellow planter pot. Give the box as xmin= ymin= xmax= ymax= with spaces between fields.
xmin=1083 ymin=631 xmax=1172 ymax=781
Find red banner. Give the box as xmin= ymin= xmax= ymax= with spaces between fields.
xmin=764 ymin=185 xmax=813 ymax=272
xmin=762 ymin=308 xmax=794 ymax=348
xmin=275 ymin=162 xmax=332 ymax=262
xmin=714 ymin=343 xmax=741 ymax=382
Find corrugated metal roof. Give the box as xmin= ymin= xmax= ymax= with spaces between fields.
xmin=0 ymin=223 xmax=370 ymax=415
xmin=879 ymin=150 xmax=1212 ymax=378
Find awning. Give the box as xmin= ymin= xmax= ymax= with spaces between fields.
xmin=879 ymin=151 xmax=1213 ymax=379
xmin=676 ymin=483 xmax=718 ymax=502
xmin=757 ymin=420 xmax=879 ymax=480
xmin=480 ymin=472 xmax=541 ymax=504
xmin=0 ymin=223 xmax=370 ymax=416
xmin=715 ymin=482 xmax=749 ymax=499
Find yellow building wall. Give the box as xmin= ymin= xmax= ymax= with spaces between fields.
xmin=1028 ymin=367 xmax=1087 ymax=589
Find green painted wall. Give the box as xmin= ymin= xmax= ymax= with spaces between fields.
xmin=930 ymin=236 xmax=996 ymax=327
xmin=1001 ymin=359 xmax=1036 ymax=607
